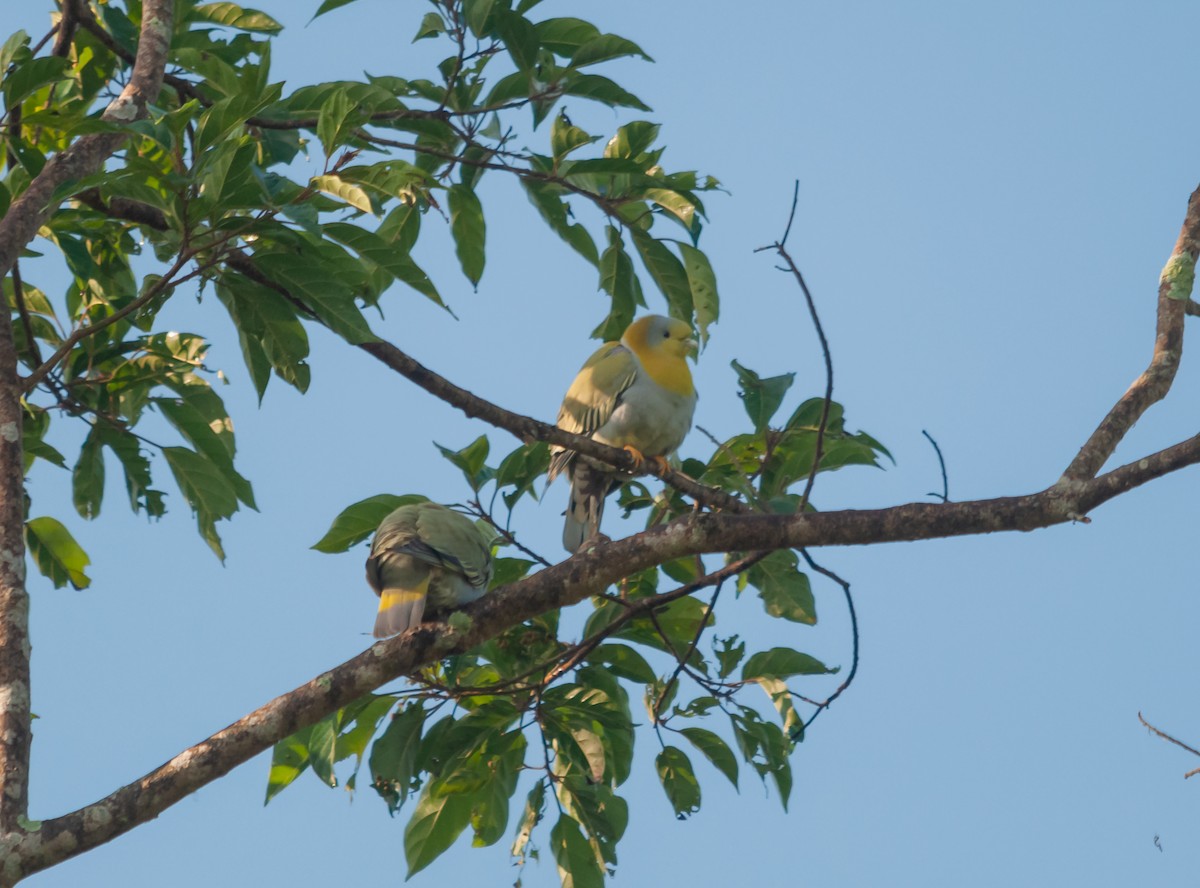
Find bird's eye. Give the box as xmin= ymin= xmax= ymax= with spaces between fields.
xmin=662 ymin=330 xmax=670 ymax=338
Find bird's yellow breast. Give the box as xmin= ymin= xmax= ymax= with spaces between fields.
xmin=621 ymin=320 xmax=695 ymax=398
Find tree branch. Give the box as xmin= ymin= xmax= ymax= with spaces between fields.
xmin=0 ymin=0 xmax=173 ymax=281
xmin=8 ymin=430 xmax=1200 ymax=877
xmin=0 ymin=1 xmax=175 ymax=877
xmin=1138 ymin=711 xmax=1200 ymax=777
xmin=0 ymin=252 xmax=28 ymax=844
xmin=357 ymin=338 xmax=748 ymax=514
xmin=1061 ymin=183 xmax=1200 ymax=481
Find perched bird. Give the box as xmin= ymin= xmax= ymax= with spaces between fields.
xmin=549 ymin=314 xmax=698 ymax=552
xmin=365 ymin=502 xmax=494 ymax=638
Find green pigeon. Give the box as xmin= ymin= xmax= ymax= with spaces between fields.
xmin=365 ymin=502 xmax=494 ymax=638
xmin=549 ymin=314 xmax=698 ymax=552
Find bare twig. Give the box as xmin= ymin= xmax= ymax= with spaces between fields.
xmin=652 ymin=581 xmax=725 ymax=723
xmin=10 ymin=263 xmax=43 ymax=370
xmin=922 ymin=430 xmax=949 ymax=502
xmin=798 ymin=552 xmax=858 ymax=734
xmin=1139 ymin=711 xmax=1200 ymax=777
xmin=756 ymin=181 xmax=835 ymax=512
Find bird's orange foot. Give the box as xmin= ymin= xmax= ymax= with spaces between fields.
xmin=648 ymin=455 xmax=671 ymax=475
xmin=622 ymin=445 xmax=648 ymax=469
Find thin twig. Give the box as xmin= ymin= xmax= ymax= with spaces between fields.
xmin=10 ymin=263 xmax=43 ymax=370
xmin=756 ymin=181 xmax=836 ymax=513
xmin=467 ymin=500 xmax=553 ymax=568
xmin=798 ymin=551 xmax=859 ymax=734
xmin=922 ymin=429 xmax=949 ymax=502
xmin=1139 ymin=711 xmax=1200 ymax=777
xmin=652 ymin=582 xmax=724 ymax=723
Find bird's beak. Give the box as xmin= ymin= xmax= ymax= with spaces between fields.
xmin=684 ymin=336 xmax=699 ymax=355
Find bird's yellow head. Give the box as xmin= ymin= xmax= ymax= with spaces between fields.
xmin=621 ymin=314 xmax=698 ymax=360
xmin=621 ymin=314 xmax=697 ymax=396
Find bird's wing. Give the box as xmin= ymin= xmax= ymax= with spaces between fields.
xmin=556 ymin=342 xmax=640 ymax=438
xmin=366 ymin=504 xmax=421 ymax=595
xmin=413 ymin=504 xmax=493 ymax=590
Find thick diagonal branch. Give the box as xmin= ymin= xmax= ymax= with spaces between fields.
xmin=1062 ymin=184 xmax=1200 ymax=480
xmin=8 ymin=432 xmax=1199 ymax=879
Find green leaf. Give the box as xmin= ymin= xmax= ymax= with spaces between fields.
xmin=644 ymin=187 xmax=696 ymax=230
xmin=655 ymin=746 xmax=701 ymax=818
xmin=493 ymin=10 xmax=540 ymax=72
xmin=434 ymin=435 xmax=493 ymax=492
xmin=742 ymin=647 xmax=833 ymax=681
xmin=561 ymin=73 xmax=650 ymax=111
xmin=322 ymin=221 xmax=446 ymax=309
xmin=570 ymin=34 xmax=652 ymax=68
xmin=0 ymin=31 xmax=29 ymax=75
xmin=264 ymin=727 xmax=311 ymax=804
xmin=370 ymin=701 xmax=426 ymax=814
xmin=404 ymin=781 xmax=474 ymax=876
xmin=678 ymin=243 xmax=719 ymax=344
xmin=94 ymin=426 xmax=164 ymax=518
xmin=413 ymin=11 xmax=445 ymax=40
xmin=311 ymin=0 xmax=358 ymax=19
xmin=730 ymin=709 xmax=793 ymax=810
xmin=593 ymin=228 xmax=640 ymax=340
xmin=161 ymin=447 xmax=240 ymax=560
xmin=316 ymin=87 xmax=355 ymax=157
xmin=731 ymin=360 xmax=795 ymax=434
xmin=215 ymin=276 xmax=311 ymax=399
xmin=494 ymin=441 xmax=551 ymax=509
xmin=191 ymin=3 xmax=283 ymax=33
xmin=522 ymin=180 xmax=599 ymax=267
xmin=334 ymin=694 xmax=397 ymax=769
xmin=253 ymin=248 xmax=377 ymax=344
xmin=468 ymin=731 xmax=526 ymax=847
xmin=307 ymin=716 xmax=338 ymax=787
xmin=604 ymin=121 xmax=660 ymax=160
xmin=448 ymin=184 xmax=486 ymax=287
xmin=757 ymin=676 xmax=803 ymax=737
xmin=679 ymin=727 xmax=738 ymax=789
xmin=630 ymin=229 xmax=692 ymax=321
xmin=25 ymin=517 xmax=91 ymax=590
xmin=71 ymin=428 xmax=105 ymax=520
xmin=550 ymin=815 xmax=605 ymax=888
xmin=713 ymin=634 xmax=746 ymax=679
xmin=747 ymin=550 xmax=816 ymax=624
xmin=463 ymin=0 xmax=496 ymax=37
xmin=22 ymin=407 xmax=66 ymax=472
xmin=2 ymin=56 xmax=69 ymax=108
xmin=488 ymin=557 xmax=535 ymax=590
xmin=551 ymin=112 xmax=599 ymax=160
xmin=311 ymin=493 xmax=428 ymax=553
xmin=585 ymin=643 xmax=656 ymax=683
xmin=154 ymin=391 xmax=255 ymax=509
xmin=535 ymin=17 xmax=600 ymax=57
xmin=510 ymin=779 xmax=545 ymax=862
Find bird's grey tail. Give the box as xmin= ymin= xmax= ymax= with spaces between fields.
xmin=563 ymin=463 xmax=613 ymax=552
xmin=373 ymin=588 xmax=427 ymax=638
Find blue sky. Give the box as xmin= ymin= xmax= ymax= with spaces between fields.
xmin=10 ymin=1 xmax=1200 ymax=885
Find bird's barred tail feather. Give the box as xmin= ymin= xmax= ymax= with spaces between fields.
xmin=563 ymin=462 xmax=616 ymax=552
xmin=373 ymin=586 xmax=427 ymax=638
